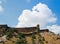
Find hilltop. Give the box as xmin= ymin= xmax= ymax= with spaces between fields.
xmin=0 ymin=24 xmax=60 ymax=44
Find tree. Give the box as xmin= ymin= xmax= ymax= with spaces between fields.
xmin=5 ymin=28 xmax=14 ymax=40
xmin=38 ymin=33 xmax=44 ymax=44
xmin=31 ymin=33 xmax=36 ymax=44
xmin=16 ymin=33 xmax=27 ymax=44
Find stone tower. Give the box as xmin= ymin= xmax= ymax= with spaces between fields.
xmin=37 ymin=24 xmax=40 ymax=33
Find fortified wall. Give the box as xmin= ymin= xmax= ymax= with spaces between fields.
xmin=0 ymin=24 xmax=49 ymax=35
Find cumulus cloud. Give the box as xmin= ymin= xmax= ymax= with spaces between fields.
xmin=0 ymin=5 xmax=4 ymax=13
xmin=16 ymin=3 xmax=57 ymax=27
xmin=47 ymin=25 xmax=60 ymax=34
xmin=16 ymin=3 xmax=60 ymax=34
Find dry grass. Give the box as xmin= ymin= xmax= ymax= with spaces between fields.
xmin=0 ymin=32 xmax=60 ymax=44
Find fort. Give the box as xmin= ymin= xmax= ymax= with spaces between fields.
xmin=0 ymin=24 xmax=60 ymax=44
xmin=0 ymin=24 xmax=49 ymax=35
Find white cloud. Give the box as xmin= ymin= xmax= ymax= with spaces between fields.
xmin=16 ymin=3 xmax=60 ymax=34
xmin=0 ymin=5 xmax=4 ymax=13
xmin=0 ymin=0 xmax=6 ymax=13
xmin=47 ymin=25 xmax=60 ymax=34
xmin=16 ymin=3 xmax=57 ymax=27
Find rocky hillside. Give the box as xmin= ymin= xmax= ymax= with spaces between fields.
xmin=0 ymin=30 xmax=60 ymax=44
xmin=0 ymin=25 xmax=60 ymax=44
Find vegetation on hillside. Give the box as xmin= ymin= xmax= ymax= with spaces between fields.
xmin=0 ymin=27 xmax=60 ymax=44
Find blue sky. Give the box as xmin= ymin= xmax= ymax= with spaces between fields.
xmin=0 ymin=0 xmax=60 ymax=34
xmin=0 ymin=0 xmax=60 ymax=27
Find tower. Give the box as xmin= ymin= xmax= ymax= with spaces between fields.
xmin=37 ymin=24 xmax=40 ymax=33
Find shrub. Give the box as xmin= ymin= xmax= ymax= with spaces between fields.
xmin=46 ymin=41 xmax=48 ymax=44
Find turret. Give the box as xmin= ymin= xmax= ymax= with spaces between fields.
xmin=37 ymin=24 xmax=40 ymax=33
